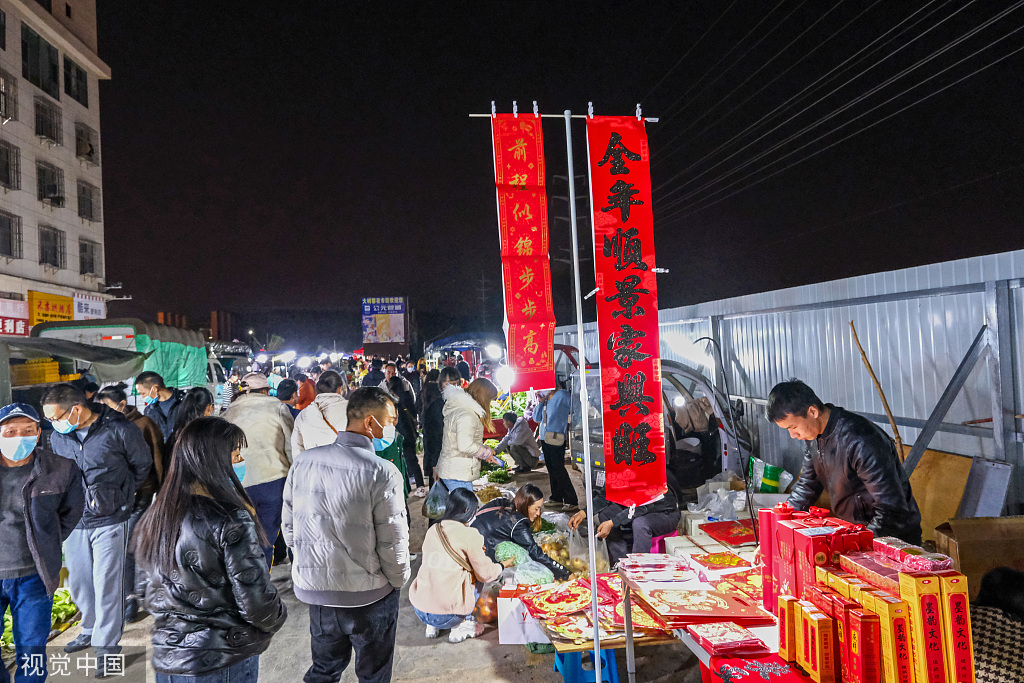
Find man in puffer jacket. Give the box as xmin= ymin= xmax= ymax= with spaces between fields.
xmin=42 ymin=384 xmax=152 ymax=668
xmin=223 ymin=372 xmax=295 ymax=566
xmin=768 ymin=380 xmax=922 ymax=544
xmin=292 ymin=370 xmax=349 ymax=454
xmin=283 ymin=387 xmax=410 ymax=683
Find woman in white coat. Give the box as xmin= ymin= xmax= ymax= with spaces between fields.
xmin=436 ymin=377 xmax=502 ymax=492
xmin=291 ymin=371 xmax=349 ymax=454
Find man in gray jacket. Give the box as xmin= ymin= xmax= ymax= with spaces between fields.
xmin=42 ymin=384 xmax=152 ymax=674
xmin=283 ymin=387 xmax=410 ymax=683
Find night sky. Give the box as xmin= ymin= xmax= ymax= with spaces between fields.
xmin=96 ymin=2 xmax=1024 ymax=350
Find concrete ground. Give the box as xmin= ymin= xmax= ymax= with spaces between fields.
xmin=49 ymin=464 xmax=703 ymax=682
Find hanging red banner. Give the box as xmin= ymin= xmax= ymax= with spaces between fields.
xmin=492 ymin=114 xmax=556 ymax=393
xmin=586 ymin=116 xmax=667 ymax=507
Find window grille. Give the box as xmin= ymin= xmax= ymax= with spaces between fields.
xmin=34 ymin=96 xmax=62 ymax=144
xmin=0 ymin=140 xmax=19 ymax=190
xmin=77 ymin=179 xmax=100 ymax=221
xmin=36 ymin=160 xmax=64 ymax=206
xmin=79 ymin=238 xmax=101 ymax=276
xmin=39 ymin=224 xmax=65 ymax=269
xmin=0 ymin=210 xmax=22 ymax=259
xmin=74 ymin=122 xmax=99 ymax=165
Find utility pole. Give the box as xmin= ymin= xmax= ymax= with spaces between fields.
xmin=478 ymin=271 xmax=489 ymax=329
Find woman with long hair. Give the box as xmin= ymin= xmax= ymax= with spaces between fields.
xmin=164 ymin=387 xmax=215 ymax=461
xmin=436 ymin=377 xmax=502 ymax=492
xmin=134 ymin=417 xmax=286 ymax=682
xmin=471 ymin=483 xmax=570 ymax=580
xmin=409 ymin=488 xmax=511 ymax=643
xmin=421 ymin=367 xmax=453 ymax=484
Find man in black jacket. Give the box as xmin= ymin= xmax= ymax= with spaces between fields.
xmin=568 ymin=487 xmax=680 ymax=564
xmin=42 ymin=384 xmax=152 ymax=671
xmin=767 ymin=380 xmax=922 ymax=544
xmin=0 ymin=403 xmax=83 ymax=680
xmin=134 ymin=371 xmax=185 ymax=440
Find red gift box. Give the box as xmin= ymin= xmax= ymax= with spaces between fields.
xmin=775 ymin=518 xmax=811 ymax=602
xmin=793 ymin=525 xmax=844 ymax=599
xmin=760 ymin=506 xmax=779 ymax=612
xmin=848 ymin=608 xmax=882 ymax=683
xmin=839 ymin=551 xmax=903 ymax=594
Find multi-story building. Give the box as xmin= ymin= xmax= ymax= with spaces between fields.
xmin=0 ymin=0 xmax=109 ymax=334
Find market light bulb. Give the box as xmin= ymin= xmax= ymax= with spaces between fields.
xmin=330 ymin=353 xmax=342 ymax=362
xmin=673 ymin=396 xmax=686 ymax=407
xmin=297 ymin=356 xmax=313 ymax=369
xmin=255 ymin=353 xmax=268 ymax=364
xmin=495 ymin=366 xmax=516 ymax=390
xmin=485 ymin=344 xmax=503 ymax=360
xmin=279 ymin=351 xmax=296 ymax=363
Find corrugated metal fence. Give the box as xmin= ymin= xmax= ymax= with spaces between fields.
xmin=555 ymin=250 xmax=1024 ymax=512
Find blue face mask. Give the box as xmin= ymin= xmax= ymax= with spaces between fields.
xmin=233 ymin=462 xmax=246 ymax=483
xmin=143 ymin=392 xmax=158 ymax=406
xmin=0 ymin=435 xmax=38 ymax=462
xmin=51 ymin=409 xmax=79 ymax=435
xmin=372 ymin=417 xmax=396 ymax=451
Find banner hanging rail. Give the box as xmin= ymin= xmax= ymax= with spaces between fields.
xmin=471 ymin=114 xmax=660 ymax=121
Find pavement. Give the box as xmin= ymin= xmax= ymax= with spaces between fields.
xmin=48 ymin=463 xmax=703 ymax=682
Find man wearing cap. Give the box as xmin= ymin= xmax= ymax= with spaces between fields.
xmin=41 ymin=384 xmax=152 ymax=676
xmin=223 ymin=372 xmax=295 ymax=566
xmin=0 ymin=403 xmax=84 ymax=681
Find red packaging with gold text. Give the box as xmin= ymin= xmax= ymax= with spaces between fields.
xmin=869 ymin=592 xmax=915 ymax=683
xmin=805 ymin=585 xmax=839 ymax=617
xmin=794 ymin=526 xmax=843 ymax=599
xmin=761 ymin=507 xmax=779 ymax=612
xmin=899 ymin=572 xmax=948 ymax=683
xmin=849 ymin=608 xmax=882 ymax=683
xmin=805 ymin=611 xmax=839 ymax=683
xmin=934 ymin=571 xmax=974 ymax=683
xmin=830 ymin=594 xmax=862 ymax=682
xmin=777 ymin=519 xmax=811 ymax=600
xmin=779 ymin=594 xmax=799 ymax=663
xmin=797 ymin=600 xmax=817 ymax=671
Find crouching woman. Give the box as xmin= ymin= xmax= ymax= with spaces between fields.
xmin=409 ymin=488 xmax=513 ymax=644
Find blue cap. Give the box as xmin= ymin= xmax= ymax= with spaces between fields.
xmin=0 ymin=403 xmax=41 ymax=424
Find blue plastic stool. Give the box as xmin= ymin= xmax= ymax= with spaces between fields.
xmin=553 ymin=648 xmax=620 ymax=683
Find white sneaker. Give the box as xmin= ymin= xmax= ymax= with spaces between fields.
xmin=425 ymin=625 xmax=440 ymax=639
xmin=413 ymin=486 xmax=428 ymax=498
xmin=448 ymin=618 xmax=485 ymax=643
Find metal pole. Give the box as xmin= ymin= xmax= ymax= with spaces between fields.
xmin=564 ymin=109 xmax=603 ymax=681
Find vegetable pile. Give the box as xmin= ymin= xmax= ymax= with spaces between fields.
xmin=1 ymin=589 xmax=77 ymax=651
xmin=486 ymin=469 xmax=511 ymax=484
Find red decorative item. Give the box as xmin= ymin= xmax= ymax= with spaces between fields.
xmin=634 ymin=589 xmax=773 ymax=628
xmin=690 ymin=552 xmax=752 ymax=570
xmin=704 ymin=653 xmax=815 ymax=683
xmin=586 ymin=116 xmax=666 ymax=507
xmin=491 ymin=114 xmax=556 ymax=393
xmin=700 ymin=519 xmax=757 ymax=547
xmin=792 ymin=526 xmax=843 ymax=599
xmin=687 ymin=622 xmax=769 ymax=655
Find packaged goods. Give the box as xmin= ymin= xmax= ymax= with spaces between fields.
xmin=825 ymin=570 xmax=856 ymax=595
xmin=779 ymin=595 xmax=799 ymax=662
xmin=869 ymin=592 xmax=915 ymax=683
xmin=873 ymin=536 xmax=910 ymax=561
xmin=776 ymin=519 xmax=809 ymax=599
xmin=760 ymin=507 xmax=778 ymax=612
xmin=934 ymin=570 xmax=975 ymax=683
xmin=899 ymin=572 xmax=949 ymax=683
xmin=689 ymin=551 xmax=751 ymax=570
xmin=796 ymin=601 xmax=817 ymax=672
xmin=721 ymin=568 xmax=764 ymax=602
xmin=803 ymin=585 xmax=837 ymax=617
xmin=848 ymin=608 xmax=882 ymax=683
xmin=902 ymin=552 xmax=954 ymax=573
xmin=700 ymin=518 xmax=757 ymax=547
xmin=793 ymin=526 xmax=843 ymax=599
xmin=804 ymin=611 xmax=839 ymax=683
xmin=830 ymin=594 xmax=862 ymax=682
xmin=687 ymin=621 xmax=768 ymax=655
xmin=840 ymin=552 xmax=903 ymax=594
xmin=567 ymin=528 xmax=610 ymax=574
xmin=634 ymin=588 xmax=774 ymax=629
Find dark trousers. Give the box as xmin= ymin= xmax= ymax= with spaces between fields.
xmin=124 ymin=498 xmax=150 ymax=610
xmin=0 ymin=574 xmax=51 ymax=683
xmin=423 ymin=444 xmax=440 ymax=483
xmin=606 ymin=509 xmax=682 ymax=564
xmin=402 ymin=435 xmax=424 ymax=488
xmin=305 ymin=589 xmax=399 ymax=683
xmin=541 ymin=441 xmax=578 ymax=506
xmin=244 ymin=477 xmax=287 ymax=567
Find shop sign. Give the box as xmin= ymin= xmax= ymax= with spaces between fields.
xmin=28 ymin=290 xmax=74 ymax=325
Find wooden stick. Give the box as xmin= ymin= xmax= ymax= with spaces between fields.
xmin=961 ymin=415 xmax=1024 ymax=425
xmin=850 ymin=321 xmax=906 ymax=461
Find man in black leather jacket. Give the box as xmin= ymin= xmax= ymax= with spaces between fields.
xmin=767 ymin=380 xmax=922 ymax=544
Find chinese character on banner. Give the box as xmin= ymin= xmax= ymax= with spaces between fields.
xmin=492 ymin=113 xmax=556 ymax=392
xmin=587 ymin=116 xmax=666 ymax=506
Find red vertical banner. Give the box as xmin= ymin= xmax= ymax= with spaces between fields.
xmin=586 ymin=116 xmax=667 ymax=506
xmin=492 ymin=114 xmax=556 ymax=393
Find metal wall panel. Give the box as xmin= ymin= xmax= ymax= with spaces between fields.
xmin=555 ymin=250 xmax=1024 ymax=498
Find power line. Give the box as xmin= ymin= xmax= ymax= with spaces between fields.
xmin=652 ymin=0 xmax=961 ymax=192
xmin=657 ymin=0 xmax=1020 ymax=212
xmin=655 ymin=33 xmax=1024 ymax=226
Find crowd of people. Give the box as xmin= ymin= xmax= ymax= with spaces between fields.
xmin=0 ymin=350 xmax=585 ymax=682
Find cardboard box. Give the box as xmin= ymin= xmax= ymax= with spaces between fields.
xmin=848 ymin=608 xmax=882 ymax=683
xmin=805 ymin=585 xmax=839 ymax=617
xmin=869 ymin=593 xmax=915 ymax=683
xmin=830 ymin=594 xmax=863 ymax=682
xmin=899 ymin=572 xmax=948 ymax=683
xmin=797 ymin=600 xmax=818 ymax=672
xmin=934 ymin=516 xmax=1024 ymax=600
xmin=826 ymin=570 xmax=856 ymax=595
xmin=934 ymin=571 xmax=975 ymax=683
xmin=779 ymin=594 xmax=799 ymax=663
xmin=805 ymin=611 xmax=839 ymax=683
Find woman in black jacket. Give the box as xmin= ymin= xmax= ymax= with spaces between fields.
xmin=471 ymin=484 xmax=570 ymax=580
xmin=422 ymin=367 xmax=459 ymax=484
xmin=134 ymin=417 xmax=287 ymax=682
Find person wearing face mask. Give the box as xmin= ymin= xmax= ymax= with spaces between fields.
xmin=0 ymin=403 xmax=84 ymax=682
xmin=41 ymin=384 xmax=152 ymax=675
xmin=282 ymin=387 xmax=410 ymax=683
xmin=222 ymin=372 xmax=295 ymax=568
xmin=421 ymin=367 xmax=452 ymax=484
xmin=134 ymin=372 xmax=186 ymax=442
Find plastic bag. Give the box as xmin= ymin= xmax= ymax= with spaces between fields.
xmin=536 ymin=531 xmax=570 ymax=567
xmin=473 ymin=579 xmax=502 ymax=623
xmin=568 ymin=528 xmax=611 ymax=575
xmin=747 ymin=457 xmax=794 ymax=493
xmin=422 ymin=480 xmax=449 ymax=520
xmin=687 ymin=489 xmax=741 ymax=521
xmin=514 ymin=560 xmax=555 ymax=585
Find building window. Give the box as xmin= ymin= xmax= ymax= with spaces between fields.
xmin=0 ymin=68 xmax=17 ymax=121
xmin=74 ymin=122 xmax=98 ymax=165
xmin=65 ymin=4 xmax=71 ymax=19
xmin=63 ymin=57 xmax=87 ymax=108
xmin=77 ymin=179 xmax=100 ymax=221
xmin=1 ymin=11 xmax=6 ymax=51
xmin=79 ymin=239 xmax=100 ymax=276
xmin=38 ymin=225 xmax=65 ymax=269
xmin=0 ymin=140 xmax=20 ymax=190
xmin=21 ymin=25 xmax=58 ymax=100
xmin=34 ymin=97 xmax=61 ymax=144
xmin=36 ymin=1 xmax=53 ymax=12
xmin=0 ymin=210 xmax=22 ymax=259
xmin=36 ymin=160 xmax=64 ymax=206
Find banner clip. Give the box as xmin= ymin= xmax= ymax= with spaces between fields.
xmin=513 ymin=100 xmax=518 ymax=118
xmin=533 ymin=100 xmax=539 ymax=118
xmin=491 ymin=101 xmax=496 ymax=119
xmin=636 ymin=103 xmax=642 ymax=121
xmin=588 ymin=102 xmax=594 ymax=119
xmin=583 ymin=287 xmax=599 ymax=300
xmin=652 ymin=267 xmax=669 ymax=273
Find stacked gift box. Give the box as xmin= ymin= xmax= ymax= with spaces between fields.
xmin=761 ymin=504 xmax=976 ymax=683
